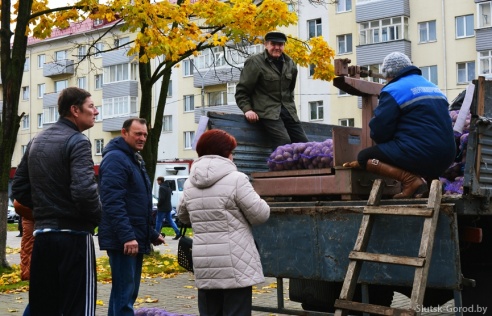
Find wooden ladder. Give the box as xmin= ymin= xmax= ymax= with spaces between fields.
xmin=334 ymin=179 xmax=442 ymax=316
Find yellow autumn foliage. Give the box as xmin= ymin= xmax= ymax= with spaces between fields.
xmin=12 ymin=0 xmax=335 ymax=81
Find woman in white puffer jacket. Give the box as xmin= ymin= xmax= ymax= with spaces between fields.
xmin=178 ymin=129 xmax=270 ymax=316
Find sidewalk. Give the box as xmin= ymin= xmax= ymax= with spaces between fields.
xmin=2 ymin=231 xmax=303 ymax=315
xmin=1 ymin=231 xmax=454 ymax=316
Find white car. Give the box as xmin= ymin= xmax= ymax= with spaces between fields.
xmin=7 ymin=200 xmax=19 ymax=223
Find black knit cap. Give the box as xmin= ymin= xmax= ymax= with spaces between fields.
xmin=265 ymin=31 xmax=287 ymax=43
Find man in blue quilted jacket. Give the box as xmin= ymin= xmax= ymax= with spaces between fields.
xmin=343 ymin=52 xmax=456 ymax=198
xmin=98 ymin=118 xmax=165 ymax=316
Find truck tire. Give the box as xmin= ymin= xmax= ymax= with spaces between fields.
xmin=289 ymin=279 xmax=393 ymax=313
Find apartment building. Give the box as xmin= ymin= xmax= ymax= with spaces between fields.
xmin=326 ymin=0 xmax=490 ymax=128
xmin=4 ymin=0 xmax=491 ymax=170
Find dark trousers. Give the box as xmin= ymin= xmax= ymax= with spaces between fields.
xmin=29 ymin=232 xmax=96 ymax=316
xmin=357 ymin=145 xmax=394 ymax=169
xmin=198 ymin=286 xmax=253 ymax=316
xmin=261 ymin=106 xmax=309 ymax=149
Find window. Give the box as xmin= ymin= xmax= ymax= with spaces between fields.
xmin=194 ymin=47 xmax=226 ymax=70
xmin=24 ymin=57 xmax=30 ymax=71
xmin=359 ymin=17 xmax=409 ymax=45
xmin=167 ymin=80 xmax=173 ymax=97
xmin=420 ymin=65 xmax=438 ymax=85
xmin=43 ymin=106 xmax=59 ymax=123
xmin=78 ymin=77 xmax=87 ymax=89
xmin=309 ymin=64 xmax=315 ymax=77
xmin=163 ymin=115 xmax=172 ymax=132
xmin=479 ymin=2 xmax=492 ymax=28
xmin=93 ymin=19 xmax=104 ymax=26
xmin=184 ymin=131 xmax=195 ymax=149
xmin=479 ymin=50 xmax=492 ymax=76
xmin=55 ymin=80 xmax=68 ymax=93
xmin=38 ymin=54 xmax=45 ymax=68
xmin=209 ymin=91 xmax=227 ymax=106
xmin=418 ymin=21 xmax=437 ymax=43
xmin=308 ymin=19 xmax=322 ymax=38
xmin=336 ymin=0 xmax=351 ymax=13
xmin=457 ymin=61 xmax=476 ymax=84
xmin=309 ymin=101 xmax=323 ymax=121
xmin=184 ymin=95 xmax=195 ymax=112
xmin=95 ymin=106 xmax=103 ymax=121
xmin=102 ymin=96 xmax=138 ymax=118
xmin=22 ymin=115 xmax=30 ymax=129
xmin=95 ymin=139 xmax=104 ymax=155
xmin=337 ymin=34 xmax=353 ymax=54
xmin=22 ymin=86 xmax=29 ymax=100
xmin=456 ymin=15 xmax=474 ymax=38
xmin=367 ymin=64 xmax=385 ymax=83
xmin=55 ymin=50 xmax=66 ymax=61
xmin=103 ymin=63 xmax=137 ymax=83
xmin=339 ymin=118 xmax=355 ymax=127
xmin=77 ymin=46 xmax=86 ymax=61
xmin=183 ymin=60 xmax=194 ymax=76
xmin=94 ymin=43 xmax=104 ymax=57
xmin=37 ymin=84 xmax=45 ymax=98
xmin=95 ymin=74 xmax=103 ymax=89
xmin=22 ymin=145 xmax=28 ymax=155
xmin=227 ymin=82 xmax=237 ymax=104
xmin=37 ymin=113 xmax=43 ymax=128
xmin=114 ymin=37 xmax=130 ymax=48
xmin=339 ymin=89 xmax=348 ymax=96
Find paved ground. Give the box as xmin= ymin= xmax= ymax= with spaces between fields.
xmin=1 ymin=231 xmax=456 ymax=316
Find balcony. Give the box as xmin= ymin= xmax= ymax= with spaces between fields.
xmin=43 ymin=59 xmax=75 ymax=77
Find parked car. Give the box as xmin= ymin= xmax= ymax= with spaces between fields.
xmin=7 ymin=200 xmax=19 ymax=223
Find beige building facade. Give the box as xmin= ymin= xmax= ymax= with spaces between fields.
xmin=3 ymin=0 xmax=490 ymax=170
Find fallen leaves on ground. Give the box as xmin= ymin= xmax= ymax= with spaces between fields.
xmin=1 ymin=252 xmax=185 ymax=293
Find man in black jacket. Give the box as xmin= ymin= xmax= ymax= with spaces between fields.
xmin=12 ymin=87 xmax=101 ymax=316
xmin=155 ymin=177 xmax=181 ymax=239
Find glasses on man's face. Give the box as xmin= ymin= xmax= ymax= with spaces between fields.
xmin=269 ymin=42 xmax=285 ymax=47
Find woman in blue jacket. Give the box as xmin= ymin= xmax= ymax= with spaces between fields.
xmin=343 ymin=52 xmax=456 ymax=198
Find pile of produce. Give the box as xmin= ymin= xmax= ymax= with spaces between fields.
xmin=267 ymin=139 xmax=334 ymax=171
xmin=439 ymin=109 xmax=471 ymax=195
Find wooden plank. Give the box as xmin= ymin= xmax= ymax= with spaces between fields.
xmin=332 ymin=126 xmax=363 ymax=167
xmin=334 ymin=300 xmax=415 ymax=316
xmin=475 ymin=77 xmax=486 ymax=181
xmin=348 ymin=251 xmax=425 ymax=267
xmin=364 ymin=206 xmax=433 ymax=217
xmin=410 ymin=179 xmax=442 ymax=310
xmin=333 ymin=76 xmax=383 ymax=96
xmin=251 ymin=168 xmax=334 ymax=179
xmin=361 ymin=95 xmax=378 ymax=149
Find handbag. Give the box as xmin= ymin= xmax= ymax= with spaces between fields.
xmin=177 ymin=225 xmax=194 ymax=272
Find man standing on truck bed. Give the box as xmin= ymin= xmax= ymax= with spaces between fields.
xmin=343 ymin=52 xmax=456 ymax=198
xmin=235 ymin=31 xmax=309 ymax=150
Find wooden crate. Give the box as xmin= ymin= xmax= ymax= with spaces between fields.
xmin=252 ymin=167 xmax=401 ymax=200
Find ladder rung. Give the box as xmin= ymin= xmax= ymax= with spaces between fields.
xmin=349 ymin=251 xmax=425 ymax=267
xmin=364 ymin=205 xmax=433 ymax=217
xmin=335 ymin=299 xmax=416 ymax=316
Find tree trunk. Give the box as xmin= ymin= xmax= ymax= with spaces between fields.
xmin=0 ymin=0 xmax=32 ymax=268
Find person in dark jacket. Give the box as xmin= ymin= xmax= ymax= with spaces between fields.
xmin=155 ymin=177 xmax=180 ymax=239
xmin=343 ymin=52 xmax=456 ymax=198
xmin=98 ymin=117 xmax=165 ymax=316
xmin=11 ymin=87 xmax=102 ymax=316
xmin=235 ymin=31 xmax=309 ymax=149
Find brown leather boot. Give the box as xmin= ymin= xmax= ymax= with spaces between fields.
xmin=365 ymin=159 xmax=424 ymax=199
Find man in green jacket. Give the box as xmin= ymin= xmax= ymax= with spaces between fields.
xmin=235 ymin=31 xmax=309 ymax=149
